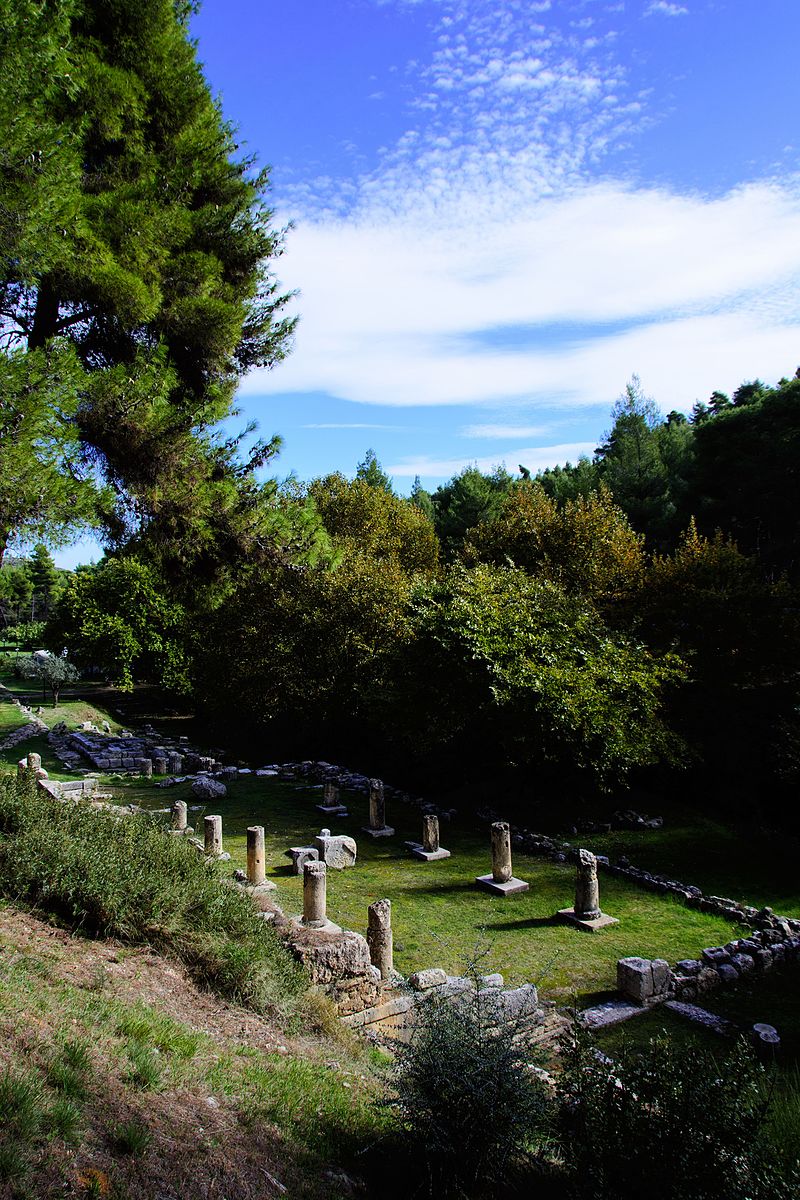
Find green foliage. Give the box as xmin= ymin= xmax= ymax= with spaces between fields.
xmin=379 ymin=563 xmax=686 ymax=789
xmin=309 ymin=471 xmax=439 ymax=574
xmin=0 ymin=1067 xmax=46 ymax=1182
xmin=110 ymin=1119 xmax=153 ymax=1156
xmin=389 ymin=976 xmax=552 ymax=1196
xmin=463 ymin=482 xmax=644 ymax=612
xmin=691 ymin=374 xmax=800 ymax=577
xmin=48 ymin=555 xmax=190 ymax=692
xmin=355 ymin=448 xmax=394 ymax=493
xmin=559 ymin=1027 xmax=798 ymax=1199
xmin=0 ymin=0 xmax=296 ymax=566
xmin=1 ymin=621 xmax=47 ymax=649
xmin=0 ymin=342 xmax=107 ymax=562
xmin=17 ymin=651 xmax=79 ymax=706
xmin=595 ymin=375 xmax=693 ymax=548
xmin=0 ymin=774 xmax=304 ymax=1017
xmin=431 ymin=465 xmax=513 ymax=559
xmin=535 ymin=454 xmax=601 ymax=504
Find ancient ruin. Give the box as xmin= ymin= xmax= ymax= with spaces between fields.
xmin=405 ymin=813 xmax=451 ymax=861
xmin=558 ymin=848 xmax=618 ymax=931
xmin=475 ymin=821 xmax=529 ymax=895
xmin=362 ymin=778 xmax=394 ymax=838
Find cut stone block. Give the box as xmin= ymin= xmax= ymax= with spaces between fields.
xmin=285 ymin=846 xmax=319 ymax=875
xmin=557 ymin=907 xmax=619 ymax=932
xmin=404 ymin=840 xmax=451 ymax=861
xmin=475 ymin=873 xmax=529 ymax=896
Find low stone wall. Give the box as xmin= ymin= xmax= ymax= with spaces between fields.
xmin=0 ymin=693 xmax=47 ymax=751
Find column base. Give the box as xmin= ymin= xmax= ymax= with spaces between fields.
xmin=405 ymin=841 xmax=451 ymax=861
xmin=295 ymin=916 xmax=342 ymax=933
xmin=362 ymin=825 xmax=395 ymax=838
xmin=557 ymin=907 xmax=619 ymax=932
xmin=316 ymin=804 xmax=349 ymax=817
xmin=475 ymin=873 xmax=529 ymax=895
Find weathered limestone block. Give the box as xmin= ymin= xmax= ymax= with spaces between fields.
xmin=152 ymin=756 xmax=168 ymax=776
xmin=285 ymin=846 xmax=319 ymax=875
xmin=367 ymin=898 xmax=393 ymax=980
xmin=314 ymin=829 xmax=357 ymax=869
xmin=135 ymin=757 xmax=153 ymax=777
xmin=167 ymin=752 xmax=184 ymax=774
xmin=191 ymin=777 xmax=227 ymax=800
xmin=409 ymin=968 xmax=448 ymax=991
xmin=617 ymin=957 xmax=671 ymax=1006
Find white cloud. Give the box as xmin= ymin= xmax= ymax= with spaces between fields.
xmin=461 ymin=423 xmax=552 ymax=439
xmin=645 ymin=2 xmax=689 ymax=16
xmin=243 ymin=180 xmax=800 ymax=411
xmin=387 ymin=442 xmax=597 ymax=479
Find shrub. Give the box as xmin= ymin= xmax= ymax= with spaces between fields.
xmin=388 ymin=975 xmax=552 ymax=1196
xmin=559 ymin=1026 xmax=799 ymax=1200
xmin=0 ymin=774 xmax=303 ymax=1018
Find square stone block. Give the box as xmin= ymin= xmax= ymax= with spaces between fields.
xmin=557 ymin=907 xmax=619 ymax=932
xmin=405 ymin=841 xmax=451 ymax=861
xmin=362 ymin=825 xmax=395 ymax=838
xmin=475 ymin=873 xmax=529 ymax=896
xmin=316 ymin=804 xmax=349 ymax=817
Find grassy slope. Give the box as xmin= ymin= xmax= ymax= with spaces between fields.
xmin=0 ymin=903 xmax=386 ymax=1198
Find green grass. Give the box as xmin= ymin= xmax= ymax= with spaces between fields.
xmin=0 ymin=774 xmax=305 ymax=1019
xmin=576 ymin=806 xmax=800 ymax=915
xmin=121 ymin=774 xmax=740 ymax=1002
xmin=0 ymin=916 xmax=385 ymax=1192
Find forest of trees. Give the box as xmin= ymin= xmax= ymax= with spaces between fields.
xmin=3 ymin=0 xmax=799 ymax=811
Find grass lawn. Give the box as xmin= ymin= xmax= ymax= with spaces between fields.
xmin=564 ymin=805 xmax=800 ymax=916
xmin=115 ymin=774 xmax=739 ymax=1002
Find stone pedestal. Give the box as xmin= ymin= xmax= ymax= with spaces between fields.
xmin=558 ymin=848 xmax=618 ymax=931
xmin=204 ymin=814 xmax=223 ymax=857
xmin=301 ymin=860 xmax=340 ymax=932
xmin=247 ymin=825 xmax=266 ymax=885
xmin=476 ymin=821 xmax=529 ymax=895
xmin=135 ymin=757 xmax=153 ymax=778
xmin=314 ymin=829 xmax=357 ymax=869
xmin=152 ymin=756 xmax=168 ymax=776
xmin=167 ymin=752 xmax=183 ymax=774
xmin=367 ymin=898 xmax=394 ymax=979
xmin=405 ymin=813 xmax=451 ymax=861
xmin=171 ymin=800 xmax=188 ymax=832
xmin=362 ymin=778 xmax=394 ymax=838
xmin=285 ymin=846 xmax=319 ymax=875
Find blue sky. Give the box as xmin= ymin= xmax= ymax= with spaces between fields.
xmin=58 ymin=0 xmax=800 ymax=565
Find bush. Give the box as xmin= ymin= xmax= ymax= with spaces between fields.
xmin=559 ymin=1026 xmax=799 ymax=1200
xmin=3 ymin=622 xmax=47 ymax=650
xmin=0 ymin=774 xmax=303 ymax=1018
xmin=388 ymin=974 xmax=552 ymax=1197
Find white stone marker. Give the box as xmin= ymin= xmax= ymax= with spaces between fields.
xmin=247 ymin=825 xmax=266 ymax=885
xmin=204 ymin=814 xmax=223 ymax=857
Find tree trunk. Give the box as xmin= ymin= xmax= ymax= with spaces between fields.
xmin=28 ymin=277 xmax=60 ymax=350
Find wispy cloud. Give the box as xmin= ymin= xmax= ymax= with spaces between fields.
xmin=303 ymin=422 xmax=411 ymax=430
xmin=244 ymin=181 xmax=800 ymax=411
xmin=387 ymin=442 xmax=597 ymax=479
xmin=461 ymin=423 xmax=551 ymax=439
xmin=645 ymin=2 xmax=689 ymax=16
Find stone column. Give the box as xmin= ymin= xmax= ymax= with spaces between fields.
xmin=135 ymin=757 xmax=153 ymax=778
xmin=422 ymin=814 xmax=440 ymax=853
xmin=367 ymin=898 xmax=393 ymax=979
xmin=368 ymin=779 xmax=385 ymax=830
xmin=574 ymin=849 xmax=601 ymax=920
xmin=167 ymin=751 xmax=183 ymax=774
xmin=323 ymin=780 xmax=340 ymax=805
xmin=153 ymin=756 xmax=168 ymax=776
xmin=302 ymin=860 xmax=328 ymax=928
xmin=27 ymin=752 xmax=42 ymax=772
xmin=204 ymin=814 xmax=222 ymax=857
xmin=171 ymin=800 xmax=188 ymax=832
xmin=247 ymin=825 xmax=266 ymax=886
xmin=490 ymin=821 xmax=513 ymax=884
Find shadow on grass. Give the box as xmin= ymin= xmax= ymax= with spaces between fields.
xmin=483 ymin=914 xmax=563 ymax=932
